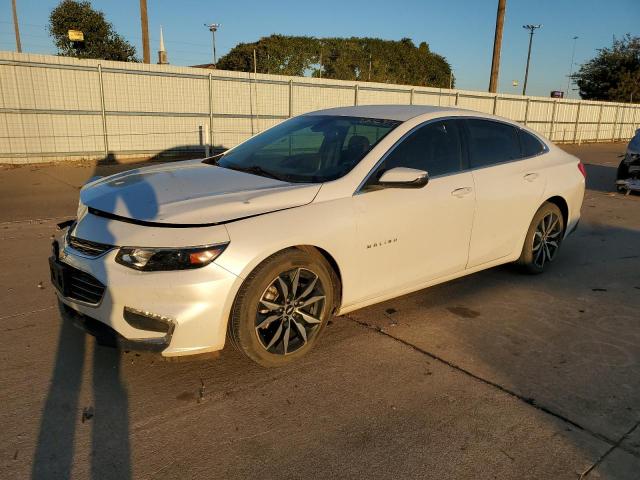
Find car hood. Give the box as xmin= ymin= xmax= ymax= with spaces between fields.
xmin=80 ymin=160 xmax=321 ymax=226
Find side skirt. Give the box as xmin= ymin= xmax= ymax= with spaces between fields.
xmin=337 ymin=255 xmax=519 ymax=316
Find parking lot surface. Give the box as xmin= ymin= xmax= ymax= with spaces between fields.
xmin=1 ymin=142 xmax=639 ymax=479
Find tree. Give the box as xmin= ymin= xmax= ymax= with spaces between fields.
xmin=216 ymin=35 xmax=454 ymax=88
xmin=49 ymin=0 xmax=138 ymax=62
xmin=573 ymin=34 xmax=640 ymax=103
xmin=217 ymin=35 xmax=318 ymax=76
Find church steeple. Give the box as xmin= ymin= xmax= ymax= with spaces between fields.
xmin=157 ymin=26 xmax=168 ymax=64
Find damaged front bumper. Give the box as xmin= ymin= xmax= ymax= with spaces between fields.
xmin=60 ymin=302 xmax=173 ymax=352
xmin=49 ymin=224 xmax=242 ymax=357
xmin=616 ymin=152 xmax=640 ymax=194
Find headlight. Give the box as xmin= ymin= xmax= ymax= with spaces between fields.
xmin=76 ymin=201 xmax=88 ymax=222
xmin=115 ymin=243 xmax=228 ymax=271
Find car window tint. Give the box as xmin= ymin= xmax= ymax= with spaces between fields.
xmin=260 ymin=126 xmax=325 ymax=156
xmin=519 ymin=129 xmax=545 ymax=157
xmin=379 ymin=120 xmax=462 ymax=178
xmin=466 ymin=119 xmax=520 ymax=168
xmin=342 ymin=123 xmax=389 ymax=149
xmin=216 ymin=115 xmax=400 ymax=183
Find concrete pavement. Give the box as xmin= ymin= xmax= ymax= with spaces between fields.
xmin=1 ymin=142 xmax=639 ymax=479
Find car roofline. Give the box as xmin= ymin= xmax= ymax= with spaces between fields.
xmin=302 ymin=105 xmax=477 ymax=122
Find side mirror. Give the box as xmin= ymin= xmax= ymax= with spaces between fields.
xmin=378 ymin=167 xmax=429 ymax=188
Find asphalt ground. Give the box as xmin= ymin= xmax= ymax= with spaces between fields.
xmin=0 ymin=142 xmax=639 ymax=479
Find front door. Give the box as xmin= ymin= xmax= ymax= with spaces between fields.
xmin=352 ymin=119 xmax=476 ymax=302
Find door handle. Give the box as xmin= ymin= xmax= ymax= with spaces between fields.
xmin=524 ymin=173 xmax=539 ymax=182
xmin=451 ymin=187 xmax=473 ymax=198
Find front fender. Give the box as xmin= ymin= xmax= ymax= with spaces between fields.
xmin=215 ymin=198 xmax=358 ymax=306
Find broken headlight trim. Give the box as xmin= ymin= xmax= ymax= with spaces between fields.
xmin=115 ymin=243 xmax=228 ymax=271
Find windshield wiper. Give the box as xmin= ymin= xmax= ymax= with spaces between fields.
xmin=226 ymin=165 xmax=288 ymax=182
xmin=202 ymin=153 xmax=223 ymax=165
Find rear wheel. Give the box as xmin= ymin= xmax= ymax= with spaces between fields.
xmin=517 ymin=202 xmax=564 ymax=274
xmin=228 ymin=248 xmax=336 ymax=367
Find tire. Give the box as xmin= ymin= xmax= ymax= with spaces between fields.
xmin=227 ymin=248 xmax=336 ymax=367
xmin=517 ymin=202 xmax=564 ymax=274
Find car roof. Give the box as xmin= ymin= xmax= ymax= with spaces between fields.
xmin=303 ymin=105 xmax=478 ymax=122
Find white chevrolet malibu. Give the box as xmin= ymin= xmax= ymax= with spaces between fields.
xmin=50 ymin=105 xmax=585 ymax=366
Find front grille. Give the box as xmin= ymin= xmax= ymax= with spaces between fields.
xmin=66 ymin=265 xmax=106 ymax=304
xmin=68 ymin=236 xmax=113 ymax=257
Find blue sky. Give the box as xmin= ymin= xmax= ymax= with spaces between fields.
xmin=1 ymin=0 xmax=638 ymax=98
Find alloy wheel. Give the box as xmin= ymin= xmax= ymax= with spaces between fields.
xmin=532 ymin=212 xmax=562 ymax=268
xmin=255 ymin=268 xmax=326 ymax=355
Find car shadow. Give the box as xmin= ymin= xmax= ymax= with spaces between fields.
xmin=583 ymin=162 xmax=619 ymax=193
xmin=92 ymin=145 xmax=227 ymax=167
xmin=147 ymin=144 xmax=226 ymax=162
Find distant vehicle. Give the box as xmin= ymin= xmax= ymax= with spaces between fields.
xmin=616 ymin=128 xmax=640 ymax=194
xmin=50 ymin=105 xmax=586 ymax=367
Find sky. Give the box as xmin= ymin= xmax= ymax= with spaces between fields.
xmin=1 ymin=0 xmax=639 ymax=98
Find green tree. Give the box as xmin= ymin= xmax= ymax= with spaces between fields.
xmin=217 ymin=35 xmax=318 ymax=76
xmin=217 ymin=35 xmax=453 ymax=88
xmin=573 ymin=34 xmax=639 ymax=103
xmin=49 ymin=0 xmax=138 ymax=62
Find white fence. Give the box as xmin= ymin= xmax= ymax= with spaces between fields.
xmin=1 ymin=52 xmax=639 ymax=164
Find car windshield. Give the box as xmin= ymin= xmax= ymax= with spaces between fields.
xmin=210 ymin=115 xmax=401 ymax=183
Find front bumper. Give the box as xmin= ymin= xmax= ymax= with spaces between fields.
xmin=50 ymin=237 xmax=242 ymax=357
xmin=60 ymin=302 xmax=172 ymax=352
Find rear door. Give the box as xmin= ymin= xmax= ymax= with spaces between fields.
xmin=352 ymin=119 xmax=476 ymax=301
xmin=464 ymin=119 xmax=547 ymax=268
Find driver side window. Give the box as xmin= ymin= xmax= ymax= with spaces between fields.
xmin=370 ymin=120 xmax=463 ymax=185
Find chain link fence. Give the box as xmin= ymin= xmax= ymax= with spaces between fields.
xmin=1 ymin=52 xmax=639 ymax=164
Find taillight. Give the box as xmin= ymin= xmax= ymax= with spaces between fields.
xmin=577 ymin=162 xmax=587 ymax=179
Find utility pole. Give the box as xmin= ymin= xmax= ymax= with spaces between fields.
xmin=566 ymin=36 xmax=578 ymax=98
xmin=139 ymin=0 xmax=150 ymax=63
xmin=489 ymin=0 xmax=506 ymax=93
xmin=522 ymin=24 xmax=542 ymax=96
xmin=205 ymin=23 xmax=221 ymax=66
xmin=11 ymin=0 xmax=22 ymax=53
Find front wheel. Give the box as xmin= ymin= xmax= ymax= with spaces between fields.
xmin=227 ymin=248 xmax=336 ymax=367
xmin=517 ymin=202 xmax=564 ymax=274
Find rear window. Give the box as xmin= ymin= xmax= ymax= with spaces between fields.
xmin=519 ymin=129 xmax=546 ymax=157
xmin=465 ymin=119 xmax=521 ymax=168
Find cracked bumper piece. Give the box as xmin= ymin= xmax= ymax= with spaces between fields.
xmin=62 ymin=303 xmax=172 ymax=351
xmin=52 ymin=247 xmax=242 ymax=357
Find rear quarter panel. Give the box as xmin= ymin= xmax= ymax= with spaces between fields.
xmin=541 ymin=146 xmax=585 ymax=233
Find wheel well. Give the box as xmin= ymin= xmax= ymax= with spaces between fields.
xmin=295 ymin=245 xmax=343 ymax=313
xmin=545 ymin=196 xmax=568 ymax=231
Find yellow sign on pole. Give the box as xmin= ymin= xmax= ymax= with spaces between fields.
xmin=68 ymin=30 xmax=84 ymax=42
